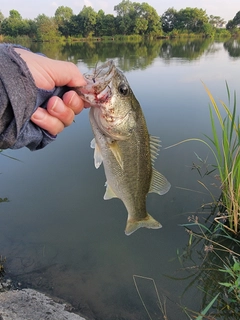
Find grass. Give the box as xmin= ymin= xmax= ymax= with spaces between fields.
xmin=203 ymin=83 xmax=240 ymax=233
xmin=180 ymin=84 xmax=240 ymax=316
xmin=218 ymin=255 xmax=240 ymax=304
xmin=133 ymin=275 xmax=168 ymax=320
xmin=166 ymin=82 xmax=240 ymax=234
xmin=133 ymin=271 xmax=224 ymax=319
xmin=178 ymin=214 xmax=240 ymax=319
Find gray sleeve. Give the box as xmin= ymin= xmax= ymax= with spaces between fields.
xmin=0 ymin=44 xmax=56 ymax=151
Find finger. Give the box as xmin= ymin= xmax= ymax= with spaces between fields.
xmin=48 ymin=60 xmax=87 ymax=87
xmin=47 ymin=96 xmax=75 ymax=127
xmin=62 ymin=91 xmax=85 ymax=115
xmin=15 ymin=48 xmax=87 ymax=88
xmin=31 ymin=107 xmax=64 ymax=136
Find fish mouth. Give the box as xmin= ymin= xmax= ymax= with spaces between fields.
xmin=85 ymin=60 xmax=115 ymax=84
xmin=77 ymin=60 xmax=115 ymax=106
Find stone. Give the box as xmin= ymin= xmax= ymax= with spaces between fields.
xmin=0 ymin=288 xmax=86 ymax=320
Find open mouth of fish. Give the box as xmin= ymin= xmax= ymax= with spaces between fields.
xmin=78 ymin=60 xmax=115 ymax=106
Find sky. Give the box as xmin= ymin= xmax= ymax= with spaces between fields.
xmin=1 ymin=0 xmax=239 ymax=22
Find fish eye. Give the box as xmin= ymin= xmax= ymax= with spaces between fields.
xmin=118 ymin=83 xmax=129 ymax=96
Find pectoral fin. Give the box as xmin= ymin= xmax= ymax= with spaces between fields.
xmin=108 ymin=141 xmax=123 ymax=169
xmin=149 ymin=168 xmax=171 ymax=195
xmin=91 ymin=138 xmax=103 ymax=169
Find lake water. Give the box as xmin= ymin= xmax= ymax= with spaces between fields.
xmin=0 ymin=38 xmax=240 ymax=319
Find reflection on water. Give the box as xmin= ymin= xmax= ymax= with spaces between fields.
xmin=29 ymin=37 xmax=240 ymax=70
xmin=223 ymin=39 xmax=240 ymax=58
xmin=0 ymin=39 xmax=240 ymax=319
xmin=159 ymin=38 xmax=213 ymax=61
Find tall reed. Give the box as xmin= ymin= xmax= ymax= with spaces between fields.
xmin=166 ymin=83 xmax=240 ymax=233
xmin=203 ymin=83 xmax=240 ymax=233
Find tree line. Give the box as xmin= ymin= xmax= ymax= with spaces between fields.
xmin=0 ymin=0 xmax=239 ymax=41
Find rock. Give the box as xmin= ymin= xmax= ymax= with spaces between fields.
xmin=0 ymin=288 xmax=86 ymax=320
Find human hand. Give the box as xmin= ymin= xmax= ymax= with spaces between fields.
xmin=14 ymin=48 xmax=86 ymax=136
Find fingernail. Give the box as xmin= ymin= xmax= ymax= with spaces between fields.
xmin=51 ymin=99 xmax=65 ymax=113
xmin=69 ymin=92 xmax=77 ymax=105
xmin=31 ymin=108 xmax=45 ymax=120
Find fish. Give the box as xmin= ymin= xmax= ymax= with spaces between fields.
xmin=77 ymin=60 xmax=171 ymax=235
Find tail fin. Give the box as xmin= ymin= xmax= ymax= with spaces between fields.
xmin=125 ymin=213 xmax=162 ymax=236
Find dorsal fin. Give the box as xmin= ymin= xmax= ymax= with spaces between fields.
xmin=149 ymin=168 xmax=171 ymax=195
xmin=150 ymin=135 xmax=161 ymax=165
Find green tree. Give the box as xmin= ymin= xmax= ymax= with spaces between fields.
xmin=161 ymin=8 xmax=178 ymax=32
xmin=9 ymin=9 xmax=21 ymax=19
xmin=142 ymin=2 xmax=161 ymax=34
xmin=102 ymin=14 xmax=116 ymax=36
xmin=1 ymin=10 xmax=30 ymax=37
xmin=176 ymin=7 xmax=208 ymax=33
xmin=0 ymin=11 xmax=4 ymax=24
xmin=94 ymin=10 xmax=116 ymax=37
xmin=66 ymin=15 xmax=80 ymax=37
xmin=208 ymin=15 xmax=225 ymax=28
xmin=114 ymin=0 xmax=161 ymax=35
xmin=95 ymin=9 xmax=105 ymax=36
xmin=226 ymin=19 xmax=235 ymax=30
xmin=202 ymin=22 xmax=214 ymax=37
xmin=114 ymin=0 xmax=133 ymax=17
xmin=133 ymin=2 xmax=161 ymax=35
xmin=35 ymin=14 xmax=59 ymax=41
xmin=232 ymin=11 xmax=240 ymax=27
xmin=226 ymin=11 xmax=240 ymax=30
xmin=134 ymin=17 xmax=148 ymax=35
xmin=0 ymin=11 xmax=4 ymax=34
xmin=114 ymin=0 xmax=135 ymax=34
xmin=55 ymin=6 xmax=73 ymax=23
xmin=27 ymin=19 xmax=38 ymax=38
xmin=77 ymin=6 xmax=97 ymax=37
xmin=55 ymin=6 xmax=73 ymax=37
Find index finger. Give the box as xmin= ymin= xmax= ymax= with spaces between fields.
xmin=48 ymin=60 xmax=87 ymax=87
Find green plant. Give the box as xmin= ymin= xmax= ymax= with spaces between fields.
xmin=133 ymin=274 xmax=220 ymax=320
xmin=219 ymin=256 xmax=240 ymax=303
xmin=176 ymin=213 xmax=240 ymax=319
xmin=133 ymin=275 xmax=169 ymax=319
xmin=204 ymin=83 xmax=240 ymax=233
xmin=167 ymin=83 xmax=240 ymax=233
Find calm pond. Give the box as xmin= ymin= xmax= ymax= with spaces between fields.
xmin=1 ymin=38 xmax=240 ymax=319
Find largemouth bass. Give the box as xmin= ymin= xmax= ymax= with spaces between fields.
xmin=78 ymin=60 xmax=170 ymax=235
